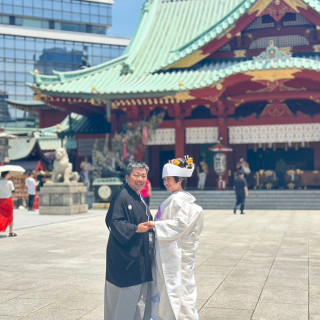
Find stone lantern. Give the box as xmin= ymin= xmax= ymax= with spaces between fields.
xmin=0 ymin=127 xmax=16 ymax=163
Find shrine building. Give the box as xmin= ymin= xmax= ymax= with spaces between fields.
xmin=28 ymin=0 xmax=320 ymax=189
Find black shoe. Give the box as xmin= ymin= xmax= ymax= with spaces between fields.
xmin=9 ymin=232 xmax=17 ymax=237
xmin=241 ymin=212 xmax=245 ymax=215
xmin=233 ymin=208 xmax=236 ymax=214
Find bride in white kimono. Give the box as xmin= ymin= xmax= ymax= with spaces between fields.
xmin=147 ymin=156 xmax=204 ymax=320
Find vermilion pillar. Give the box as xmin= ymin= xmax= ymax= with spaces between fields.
xmin=175 ymin=119 xmax=185 ymax=158
xmin=134 ymin=148 xmax=144 ymax=161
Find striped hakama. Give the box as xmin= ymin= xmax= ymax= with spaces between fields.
xmin=104 ymin=280 xmax=151 ymax=320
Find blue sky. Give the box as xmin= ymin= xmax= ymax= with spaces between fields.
xmin=109 ymin=0 xmax=146 ymax=38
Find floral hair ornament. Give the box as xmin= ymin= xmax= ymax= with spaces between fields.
xmin=162 ymin=155 xmax=195 ymax=178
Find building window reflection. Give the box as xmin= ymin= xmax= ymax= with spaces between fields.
xmin=0 ymin=0 xmax=127 ymax=119
xmin=0 ymin=0 xmax=112 ymax=34
xmin=0 ymin=34 xmax=126 ymax=102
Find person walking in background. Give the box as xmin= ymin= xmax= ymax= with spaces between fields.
xmin=197 ymin=157 xmax=208 ymax=190
xmin=233 ymin=169 xmax=249 ymax=215
xmin=141 ymin=179 xmax=152 ymax=206
xmin=275 ymin=158 xmax=286 ymax=189
xmin=105 ymin=161 xmax=154 ymax=320
xmin=0 ymin=171 xmax=17 ymax=237
xmin=148 ymin=156 xmax=204 ymax=320
xmin=236 ymin=157 xmax=251 ymax=175
xmin=25 ymin=172 xmax=38 ymax=211
xmin=36 ymin=170 xmax=45 ymax=192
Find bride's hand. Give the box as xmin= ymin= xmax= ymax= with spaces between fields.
xmin=147 ymin=221 xmax=155 ymax=228
xmin=136 ymin=222 xmax=150 ymax=233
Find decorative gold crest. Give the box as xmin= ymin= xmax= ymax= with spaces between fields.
xmin=245 ymin=69 xmax=299 ymax=82
xmin=164 ymin=50 xmax=209 ymax=70
xmin=174 ymin=91 xmax=195 ymax=102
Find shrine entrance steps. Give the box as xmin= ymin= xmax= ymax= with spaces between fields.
xmin=149 ymin=189 xmax=320 ymax=210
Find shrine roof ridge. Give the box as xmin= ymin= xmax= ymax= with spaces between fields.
xmin=30 ymin=54 xmax=320 ymax=97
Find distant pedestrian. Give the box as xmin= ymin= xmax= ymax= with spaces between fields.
xmin=236 ymin=157 xmax=251 ymax=175
xmin=0 ymin=171 xmax=17 ymax=237
xmin=141 ymin=179 xmax=152 ymax=206
xmin=197 ymin=157 xmax=208 ymax=190
xmin=233 ymin=170 xmax=249 ymax=215
xmin=275 ymin=158 xmax=286 ymax=189
xmin=25 ymin=172 xmax=38 ymax=211
xmin=36 ymin=170 xmax=45 ymax=191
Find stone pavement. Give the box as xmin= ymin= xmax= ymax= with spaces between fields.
xmin=0 ymin=208 xmax=320 ymax=319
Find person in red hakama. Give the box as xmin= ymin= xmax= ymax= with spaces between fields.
xmin=0 ymin=171 xmax=17 ymax=237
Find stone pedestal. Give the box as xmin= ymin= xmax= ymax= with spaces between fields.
xmin=39 ymin=183 xmax=88 ymax=215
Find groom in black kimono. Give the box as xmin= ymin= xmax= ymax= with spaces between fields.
xmin=105 ymin=161 xmax=153 ymax=320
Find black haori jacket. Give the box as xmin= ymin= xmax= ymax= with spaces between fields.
xmin=105 ymin=183 xmax=153 ymax=287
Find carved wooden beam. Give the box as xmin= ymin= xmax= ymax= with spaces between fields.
xmin=227 ymin=90 xmax=320 ymax=105
xmin=126 ymin=103 xmax=139 ymax=120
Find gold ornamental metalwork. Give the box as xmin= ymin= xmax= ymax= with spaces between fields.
xmin=245 ymin=69 xmax=300 ymax=82
xmin=174 ymin=91 xmax=195 ymax=102
xmin=164 ymin=50 xmax=209 ymax=70
xmin=249 ymin=0 xmax=307 ymax=16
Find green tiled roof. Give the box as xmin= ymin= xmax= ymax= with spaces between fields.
xmin=304 ymin=0 xmax=320 ymax=11
xmin=6 ymin=113 xmax=82 ymax=160
xmin=39 ymin=113 xmax=83 ymax=135
xmin=6 ymin=99 xmax=56 ymax=112
xmin=5 ymin=113 xmax=82 ymax=138
xmin=69 ymin=114 xmax=111 ymax=134
xmin=160 ymin=0 xmax=257 ymax=70
xmin=32 ymin=55 xmax=320 ymax=96
xmin=6 ymin=100 xmax=46 ymax=107
xmin=8 ymin=137 xmax=37 ymax=161
xmin=38 ymin=138 xmax=62 ymax=151
xmin=29 ymin=0 xmax=320 ymax=98
xmin=5 ymin=127 xmax=36 ymax=136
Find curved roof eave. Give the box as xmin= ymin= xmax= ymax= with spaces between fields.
xmin=39 ymin=113 xmax=83 ymax=134
xmin=8 ymin=137 xmax=37 ymax=161
xmin=198 ymin=57 xmax=320 ymax=91
xmin=122 ymin=0 xmax=153 ymax=56
xmin=32 ymin=55 xmax=320 ymax=98
xmin=28 ymin=1 xmax=154 ymax=87
xmin=31 ymin=54 xmax=129 ymax=87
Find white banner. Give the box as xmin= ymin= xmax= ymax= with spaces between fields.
xmin=147 ymin=128 xmax=175 ymax=145
xmin=186 ymin=127 xmax=218 ymax=144
xmin=229 ymin=123 xmax=320 ymax=144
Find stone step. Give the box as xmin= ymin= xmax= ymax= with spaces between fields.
xmin=149 ymin=190 xmax=320 ymax=210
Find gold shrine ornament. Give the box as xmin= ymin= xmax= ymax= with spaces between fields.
xmin=174 ymin=91 xmax=195 ymax=102
xmin=249 ymin=0 xmax=307 ymax=16
xmin=164 ymin=50 xmax=209 ymax=70
xmin=245 ymin=69 xmax=300 ymax=82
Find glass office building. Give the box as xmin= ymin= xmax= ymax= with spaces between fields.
xmin=0 ymin=0 xmax=129 ymax=119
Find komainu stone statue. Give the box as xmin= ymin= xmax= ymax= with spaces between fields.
xmin=51 ymin=147 xmax=79 ymax=183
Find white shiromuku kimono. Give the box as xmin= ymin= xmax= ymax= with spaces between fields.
xmin=151 ymin=191 xmax=204 ymax=320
